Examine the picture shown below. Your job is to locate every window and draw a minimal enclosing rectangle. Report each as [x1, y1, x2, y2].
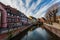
[17, 16, 19, 17]
[11, 14, 13, 16]
[8, 13, 10, 16]
[11, 18, 14, 22]
[8, 18, 11, 22]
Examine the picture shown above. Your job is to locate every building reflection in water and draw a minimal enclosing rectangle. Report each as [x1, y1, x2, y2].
[21, 27, 50, 40]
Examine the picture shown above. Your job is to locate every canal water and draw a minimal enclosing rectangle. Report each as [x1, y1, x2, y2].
[21, 27, 60, 40]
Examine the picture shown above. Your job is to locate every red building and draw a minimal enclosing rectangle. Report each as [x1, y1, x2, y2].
[0, 2, 30, 40]
[0, 2, 28, 33]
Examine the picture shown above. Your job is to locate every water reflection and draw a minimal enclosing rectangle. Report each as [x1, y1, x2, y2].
[21, 27, 50, 40]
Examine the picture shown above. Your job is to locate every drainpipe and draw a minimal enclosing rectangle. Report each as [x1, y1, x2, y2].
[0, 4, 7, 28]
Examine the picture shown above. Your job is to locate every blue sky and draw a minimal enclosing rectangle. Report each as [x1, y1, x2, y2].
[0, 0, 60, 18]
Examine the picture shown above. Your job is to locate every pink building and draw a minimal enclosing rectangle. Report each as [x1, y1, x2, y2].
[0, 2, 7, 28]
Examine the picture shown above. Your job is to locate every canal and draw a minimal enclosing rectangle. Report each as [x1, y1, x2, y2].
[21, 27, 60, 40]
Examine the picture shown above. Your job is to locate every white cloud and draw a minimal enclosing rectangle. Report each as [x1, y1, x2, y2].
[31, 0, 41, 11]
[25, 0, 41, 17]
[34, 0, 60, 18]
[26, 0, 32, 8]
[11, 0, 18, 9]
[0, 0, 60, 18]
[26, 3, 36, 17]
[0, 0, 11, 6]
[11, 0, 42, 17]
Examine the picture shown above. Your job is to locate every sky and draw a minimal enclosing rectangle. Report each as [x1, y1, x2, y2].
[0, 0, 60, 18]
